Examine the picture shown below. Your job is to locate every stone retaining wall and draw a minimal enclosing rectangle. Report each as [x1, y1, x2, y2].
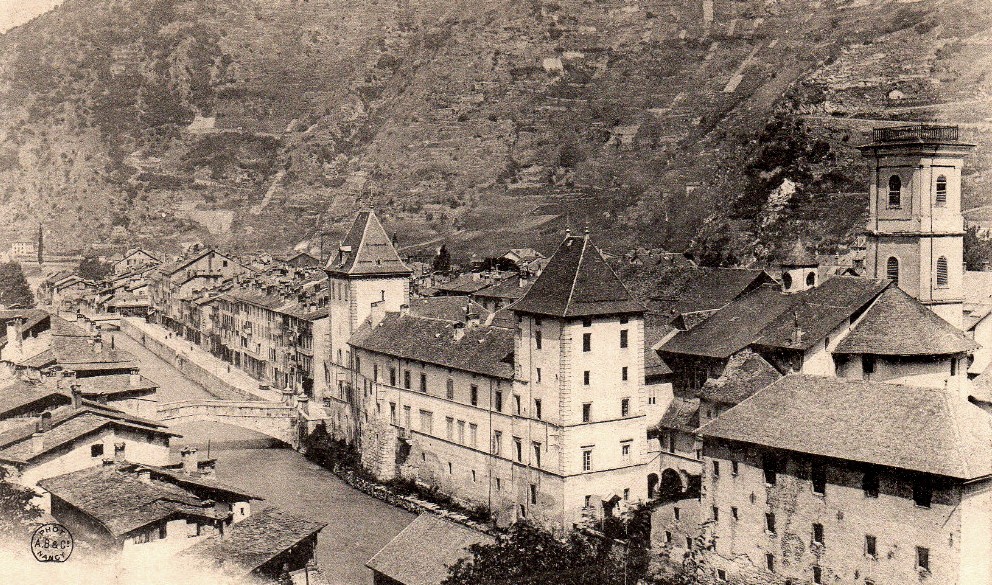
[120, 319, 257, 402]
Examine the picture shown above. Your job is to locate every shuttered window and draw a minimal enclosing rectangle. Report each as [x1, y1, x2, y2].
[886, 257, 899, 285]
[936, 256, 949, 287]
[935, 175, 947, 206]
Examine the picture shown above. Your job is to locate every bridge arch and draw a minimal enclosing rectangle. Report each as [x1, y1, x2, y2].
[157, 400, 301, 448]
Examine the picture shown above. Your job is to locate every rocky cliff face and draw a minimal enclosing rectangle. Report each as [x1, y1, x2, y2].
[0, 0, 989, 261]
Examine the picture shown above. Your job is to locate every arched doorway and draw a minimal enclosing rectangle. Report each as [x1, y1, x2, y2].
[659, 468, 684, 501]
[647, 473, 660, 499]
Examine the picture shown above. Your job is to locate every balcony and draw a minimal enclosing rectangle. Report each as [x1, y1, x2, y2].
[872, 124, 959, 143]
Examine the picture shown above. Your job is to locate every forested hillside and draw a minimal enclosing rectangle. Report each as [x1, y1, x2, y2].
[1, 0, 990, 262]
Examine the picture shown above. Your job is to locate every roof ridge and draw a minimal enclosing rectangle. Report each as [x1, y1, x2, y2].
[563, 236, 585, 315]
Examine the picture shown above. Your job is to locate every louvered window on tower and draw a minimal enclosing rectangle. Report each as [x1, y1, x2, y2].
[888, 175, 901, 208]
[936, 175, 947, 206]
[936, 257, 949, 287]
[886, 257, 899, 285]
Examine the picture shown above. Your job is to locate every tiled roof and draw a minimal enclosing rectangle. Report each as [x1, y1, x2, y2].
[350, 313, 514, 379]
[326, 210, 412, 276]
[0, 404, 175, 464]
[127, 463, 262, 501]
[644, 324, 675, 378]
[699, 375, 992, 479]
[222, 288, 326, 321]
[367, 514, 493, 585]
[752, 277, 890, 351]
[39, 465, 214, 537]
[657, 397, 699, 432]
[471, 275, 532, 300]
[436, 274, 493, 295]
[659, 285, 799, 359]
[513, 235, 644, 318]
[834, 287, 978, 356]
[408, 296, 490, 323]
[181, 507, 326, 576]
[697, 350, 780, 405]
[661, 278, 889, 359]
[650, 268, 772, 321]
[0, 380, 71, 418]
[74, 374, 158, 396]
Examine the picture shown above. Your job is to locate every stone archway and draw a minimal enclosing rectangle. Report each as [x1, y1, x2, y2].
[647, 473, 660, 499]
[659, 468, 684, 501]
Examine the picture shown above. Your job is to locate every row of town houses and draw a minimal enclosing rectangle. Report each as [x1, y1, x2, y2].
[23, 124, 992, 584]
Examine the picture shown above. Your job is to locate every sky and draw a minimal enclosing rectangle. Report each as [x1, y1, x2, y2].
[0, 0, 63, 34]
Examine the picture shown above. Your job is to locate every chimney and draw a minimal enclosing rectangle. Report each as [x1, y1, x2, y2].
[70, 382, 82, 409]
[31, 428, 44, 455]
[281, 388, 295, 406]
[399, 304, 410, 317]
[129, 369, 141, 387]
[137, 468, 152, 484]
[5, 317, 22, 360]
[453, 321, 466, 341]
[200, 461, 216, 479]
[369, 300, 386, 328]
[39, 411, 52, 432]
[180, 446, 199, 476]
[92, 333, 103, 354]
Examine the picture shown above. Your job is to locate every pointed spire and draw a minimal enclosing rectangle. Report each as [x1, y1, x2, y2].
[514, 234, 644, 318]
[326, 210, 412, 277]
[778, 238, 818, 267]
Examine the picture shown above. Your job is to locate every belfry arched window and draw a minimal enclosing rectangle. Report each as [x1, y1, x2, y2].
[888, 175, 902, 208]
[935, 175, 947, 206]
[936, 256, 949, 287]
[886, 257, 899, 286]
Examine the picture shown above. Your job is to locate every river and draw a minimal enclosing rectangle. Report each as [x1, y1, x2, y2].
[109, 331, 415, 585]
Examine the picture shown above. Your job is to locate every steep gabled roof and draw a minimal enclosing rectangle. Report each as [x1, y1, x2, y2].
[660, 277, 890, 359]
[699, 375, 992, 480]
[367, 514, 493, 585]
[350, 313, 514, 379]
[512, 235, 644, 318]
[835, 287, 978, 356]
[326, 210, 412, 277]
[698, 349, 780, 406]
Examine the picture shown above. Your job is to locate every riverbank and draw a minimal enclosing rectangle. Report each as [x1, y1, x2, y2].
[120, 317, 277, 401]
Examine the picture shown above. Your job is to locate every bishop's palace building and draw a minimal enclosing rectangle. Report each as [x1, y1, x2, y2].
[321, 126, 992, 584]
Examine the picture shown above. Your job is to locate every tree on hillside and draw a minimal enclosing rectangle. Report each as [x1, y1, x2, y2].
[433, 245, 452, 273]
[0, 262, 33, 308]
[78, 256, 112, 281]
[964, 226, 992, 271]
[444, 515, 656, 585]
[0, 466, 42, 541]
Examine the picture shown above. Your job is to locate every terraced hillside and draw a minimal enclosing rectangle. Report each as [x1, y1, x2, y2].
[0, 0, 989, 262]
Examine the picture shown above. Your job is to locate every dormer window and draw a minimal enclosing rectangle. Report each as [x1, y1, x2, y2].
[888, 175, 902, 209]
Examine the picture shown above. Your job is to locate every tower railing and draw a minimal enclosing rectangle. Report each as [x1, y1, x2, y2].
[872, 124, 959, 143]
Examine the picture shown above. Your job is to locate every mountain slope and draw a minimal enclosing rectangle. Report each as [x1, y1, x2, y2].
[1, 0, 990, 262]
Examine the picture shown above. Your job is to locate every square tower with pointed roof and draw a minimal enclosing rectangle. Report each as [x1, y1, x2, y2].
[325, 210, 411, 438]
[512, 234, 650, 527]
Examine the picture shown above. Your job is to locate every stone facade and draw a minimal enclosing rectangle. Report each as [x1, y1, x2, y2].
[702, 438, 992, 585]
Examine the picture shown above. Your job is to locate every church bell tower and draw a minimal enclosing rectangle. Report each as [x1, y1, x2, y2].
[860, 125, 974, 329]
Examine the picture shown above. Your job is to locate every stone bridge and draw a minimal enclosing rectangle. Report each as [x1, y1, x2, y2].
[157, 400, 303, 448]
